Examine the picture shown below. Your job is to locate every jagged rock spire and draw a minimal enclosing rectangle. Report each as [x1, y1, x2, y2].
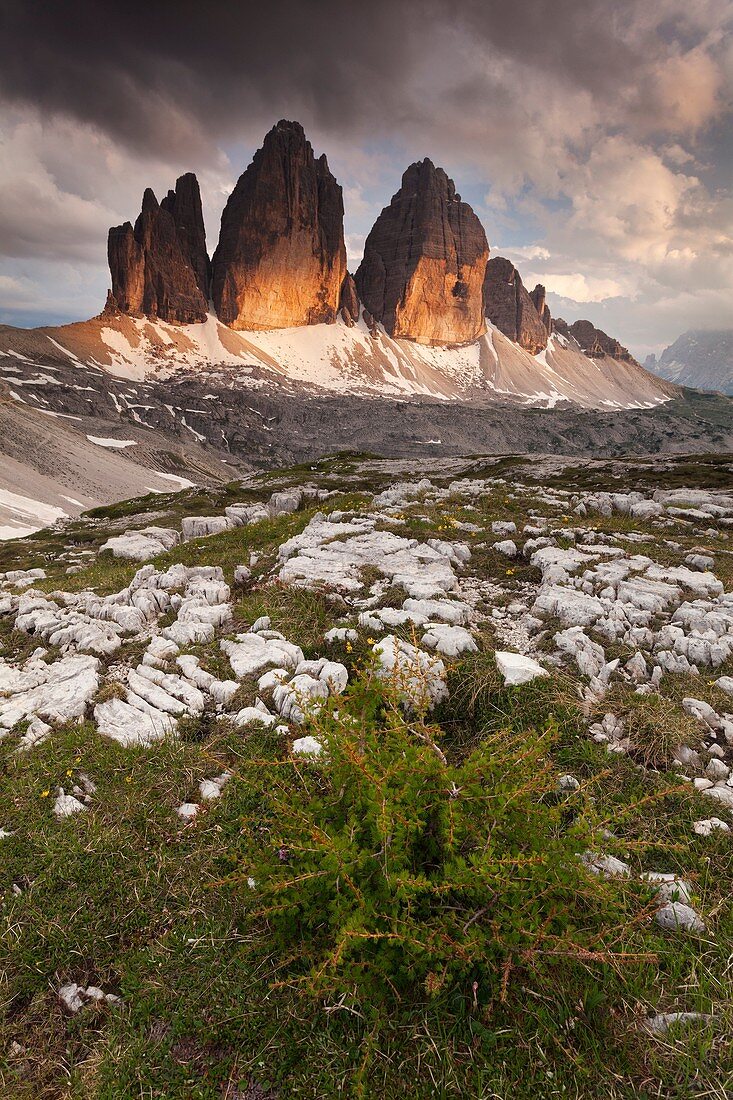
[211, 120, 346, 330]
[107, 175, 209, 324]
[355, 159, 489, 346]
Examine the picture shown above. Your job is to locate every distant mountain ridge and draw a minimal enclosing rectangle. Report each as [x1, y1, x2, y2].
[645, 330, 733, 395]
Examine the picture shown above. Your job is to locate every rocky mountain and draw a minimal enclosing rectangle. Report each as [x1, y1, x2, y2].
[645, 330, 733, 395]
[555, 318, 635, 363]
[355, 159, 489, 346]
[0, 114, 710, 542]
[107, 177, 209, 324]
[211, 120, 346, 330]
[160, 173, 211, 298]
[483, 257, 550, 354]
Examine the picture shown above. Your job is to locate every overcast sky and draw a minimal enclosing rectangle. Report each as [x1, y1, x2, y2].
[0, 0, 731, 358]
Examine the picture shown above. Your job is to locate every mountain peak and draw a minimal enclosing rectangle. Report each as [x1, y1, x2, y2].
[355, 160, 488, 346]
[210, 122, 346, 330]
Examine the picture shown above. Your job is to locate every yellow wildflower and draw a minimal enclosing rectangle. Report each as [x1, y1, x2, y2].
[40, 790, 49, 798]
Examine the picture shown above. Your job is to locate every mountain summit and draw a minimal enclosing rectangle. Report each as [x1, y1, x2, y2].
[646, 330, 733, 395]
[107, 175, 209, 324]
[211, 120, 347, 330]
[355, 159, 489, 346]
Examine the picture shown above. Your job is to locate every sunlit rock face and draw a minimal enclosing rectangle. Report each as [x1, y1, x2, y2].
[355, 160, 489, 347]
[107, 176, 209, 324]
[211, 120, 347, 331]
[483, 257, 549, 355]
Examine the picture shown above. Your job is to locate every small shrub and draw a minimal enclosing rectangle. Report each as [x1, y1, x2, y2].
[604, 690, 702, 770]
[236, 670, 648, 1017]
[94, 680, 127, 704]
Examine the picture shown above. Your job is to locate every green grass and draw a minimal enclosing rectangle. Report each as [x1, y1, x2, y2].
[2, 453, 733, 1097]
[2, 683, 731, 1097]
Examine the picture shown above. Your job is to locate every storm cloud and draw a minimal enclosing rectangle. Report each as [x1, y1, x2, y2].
[0, 0, 731, 353]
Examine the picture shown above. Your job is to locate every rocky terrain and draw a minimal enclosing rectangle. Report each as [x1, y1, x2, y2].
[646, 330, 733, 395]
[0, 450, 732, 1096]
[555, 318, 637, 363]
[1, 320, 732, 539]
[3, 115, 713, 547]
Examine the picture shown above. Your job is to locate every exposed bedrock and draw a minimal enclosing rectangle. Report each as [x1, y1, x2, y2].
[483, 257, 549, 355]
[211, 120, 347, 331]
[355, 159, 489, 347]
[107, 176, 209, 324]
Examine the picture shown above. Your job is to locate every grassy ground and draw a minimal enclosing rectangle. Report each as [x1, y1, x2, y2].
[1, 457, 732, 1097]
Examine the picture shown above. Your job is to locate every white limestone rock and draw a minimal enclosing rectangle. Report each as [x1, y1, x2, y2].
[318, 661, 349, 694]
[402, 598, 470, 625]
[495, 651, 548, 687]
[94, 697, 176, 747]
[199, 773, 231, 801]
[181, 516, 232, 541]
[273, 674, 329, 724]
[100, 527, 179, 562]
[324, 627, 359, 644]
[58, 982, 120, 1013]
[642, 1012, 712, 1037]
[655, 902, 705, 933]
[702, 784, 733, 810]
[53, 789, 87, 819]
[491, 520, 517, 536]
[0, 654, 101, 730]
[693, 818, 730, 837]
[421, 624, 478, 658]
[269, 489, 301, 515]
[278, 520, 458, 599]
[291, 735, 324, 758]
[581, 852, 631, 878]
[221, 634, 304, 679]
[234, 706, 277, 728]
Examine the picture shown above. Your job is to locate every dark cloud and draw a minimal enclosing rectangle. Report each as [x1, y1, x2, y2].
[0, 0, 730, 352]
[0, 0, 647, 158]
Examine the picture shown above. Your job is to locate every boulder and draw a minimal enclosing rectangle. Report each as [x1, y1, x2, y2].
[211, 120, 346, 330]
[495, 651, 548, 686]
[355, 159, 489, 346]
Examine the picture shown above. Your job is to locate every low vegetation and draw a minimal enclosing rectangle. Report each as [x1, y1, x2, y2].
[1, 453, 732, 1098]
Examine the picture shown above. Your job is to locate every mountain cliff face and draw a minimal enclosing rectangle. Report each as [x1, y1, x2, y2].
[555, 318, 635, 363]
[355, 160, 489, 347]
[211, 120, 346, 331]
[160, 173, 210, 298]
[645, 330, 733, 395]
[107, 177, 209, 324]
[483, 257, 549, 354]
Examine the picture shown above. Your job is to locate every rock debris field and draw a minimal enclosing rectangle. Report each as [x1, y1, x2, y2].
[1, 451, 732, 1088]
